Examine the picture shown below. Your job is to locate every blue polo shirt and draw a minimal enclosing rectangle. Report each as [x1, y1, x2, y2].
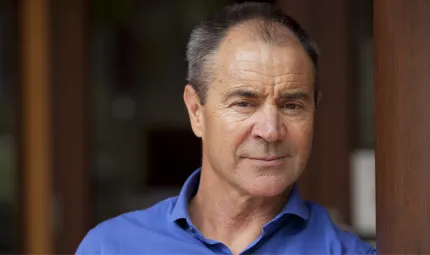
[76, 169, 376, 254]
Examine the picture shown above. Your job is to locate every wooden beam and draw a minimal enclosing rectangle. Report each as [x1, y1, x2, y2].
[20, 0, 53, 253]
[375, 0, 430, 252]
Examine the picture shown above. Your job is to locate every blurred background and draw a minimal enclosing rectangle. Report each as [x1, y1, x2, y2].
[0, 0, 375, 253]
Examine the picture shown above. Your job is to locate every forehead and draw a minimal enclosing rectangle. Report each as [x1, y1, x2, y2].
[214, 23, 315, 90]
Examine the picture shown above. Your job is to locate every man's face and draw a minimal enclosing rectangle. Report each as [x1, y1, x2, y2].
[185, 26, 316, 197]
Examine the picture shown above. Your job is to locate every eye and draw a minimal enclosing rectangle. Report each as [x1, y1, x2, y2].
[283, 103, 301, 110]
[236, 101, 252, 107]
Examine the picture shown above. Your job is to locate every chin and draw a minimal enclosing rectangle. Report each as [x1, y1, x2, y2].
[240, 174, 294, 198]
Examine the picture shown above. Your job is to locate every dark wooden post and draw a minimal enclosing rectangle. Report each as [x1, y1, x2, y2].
[375, 0, 430, 253]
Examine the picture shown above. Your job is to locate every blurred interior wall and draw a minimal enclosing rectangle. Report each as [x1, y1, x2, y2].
[50, 0, 91, 253]
[0, 0, 19, 253]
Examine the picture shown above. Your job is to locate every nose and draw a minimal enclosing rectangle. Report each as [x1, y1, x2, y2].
[252, 105, 286, 142]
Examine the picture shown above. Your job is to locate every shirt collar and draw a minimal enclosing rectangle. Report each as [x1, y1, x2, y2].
[169, 169, 201, 222]
[169, 168, 309, 223]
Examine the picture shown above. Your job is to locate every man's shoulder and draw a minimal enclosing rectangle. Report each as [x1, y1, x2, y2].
[75, 196, 178, 254]
[94, 196, 177, 234]
[304, 201, 376, 254]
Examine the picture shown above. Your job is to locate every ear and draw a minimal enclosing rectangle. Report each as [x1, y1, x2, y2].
[184, 84, 203, 138]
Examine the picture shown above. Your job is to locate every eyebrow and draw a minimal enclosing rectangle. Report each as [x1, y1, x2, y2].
[221, 88, 261, 103]
[278, 91, 310, 101]
[222, 88, 311, 103]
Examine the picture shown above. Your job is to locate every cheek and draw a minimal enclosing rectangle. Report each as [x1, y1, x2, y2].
[206, 112, 252, 153]
[222, 120, 251, 152]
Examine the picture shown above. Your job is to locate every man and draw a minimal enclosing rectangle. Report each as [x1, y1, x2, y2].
[77, 2, 376, 254]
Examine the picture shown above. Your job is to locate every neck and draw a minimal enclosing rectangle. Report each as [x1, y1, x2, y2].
[188, 167, 291, 254]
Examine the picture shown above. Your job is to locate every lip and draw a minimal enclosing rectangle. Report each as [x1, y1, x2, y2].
[244, 156, 287, 167]
[248, 156, 287, 161]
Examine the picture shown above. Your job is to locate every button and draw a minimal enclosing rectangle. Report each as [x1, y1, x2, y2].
[188, 226, 196, 234]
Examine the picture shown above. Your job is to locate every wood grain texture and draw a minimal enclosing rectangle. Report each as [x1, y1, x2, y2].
[375, 0, 430, 253]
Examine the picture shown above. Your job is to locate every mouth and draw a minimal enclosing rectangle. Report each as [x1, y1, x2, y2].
[244, 156, 288, 167]
[247, 156, 288, 161]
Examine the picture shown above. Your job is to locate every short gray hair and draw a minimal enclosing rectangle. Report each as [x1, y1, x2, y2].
[186, 2, 319, 104]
